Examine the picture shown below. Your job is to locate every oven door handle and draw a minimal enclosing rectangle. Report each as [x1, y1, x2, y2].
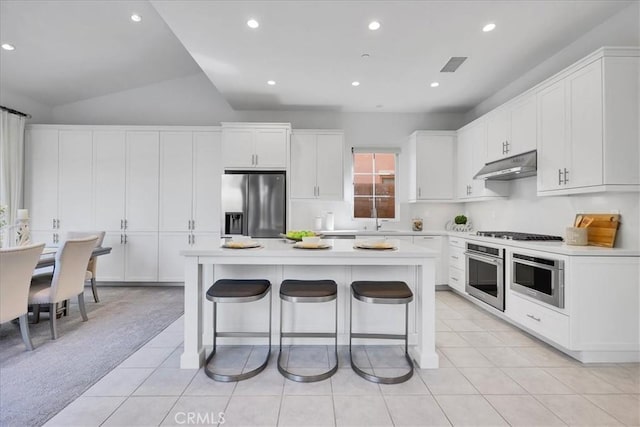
[513, 258, 561, 271]
[465, 251, 502, 265]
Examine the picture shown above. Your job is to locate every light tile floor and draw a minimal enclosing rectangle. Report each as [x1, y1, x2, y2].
[45, 291, 640, 426]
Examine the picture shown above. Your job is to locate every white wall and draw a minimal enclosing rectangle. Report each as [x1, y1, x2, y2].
[464, 178, 640, 249]
[464, 1, 640, 123]
[0, 87, 53, 123]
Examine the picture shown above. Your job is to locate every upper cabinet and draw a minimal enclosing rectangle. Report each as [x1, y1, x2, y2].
[290, 130, 344, 200]
[537, 51, 639, 195]
[408, 131, 455, 201]
[456, 120, 509, 200]
[221, 123, 290, 169]
[486, 94, 537, 162]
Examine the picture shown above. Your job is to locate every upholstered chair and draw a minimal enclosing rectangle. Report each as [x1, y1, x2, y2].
[65, 231, 106, 302]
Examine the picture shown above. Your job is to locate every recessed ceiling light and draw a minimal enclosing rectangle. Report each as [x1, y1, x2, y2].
[430, 82, 440, 88]
[482, 23, 496, 32]
[376, 104, 383, 108]
[267, 80, 276, 86]
[247, 19, 259, 29]
[361, 53, 370, 58]
[130, 14, 142, 22]
[368, 21, 381, 31]
[352, 81, 360, 87]
[1, 43, 15, 51]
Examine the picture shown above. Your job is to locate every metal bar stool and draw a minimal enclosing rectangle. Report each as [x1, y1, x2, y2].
[205, 279, 272, 382]
[278, 279, 339, 382]
[349, 280, 414, 384]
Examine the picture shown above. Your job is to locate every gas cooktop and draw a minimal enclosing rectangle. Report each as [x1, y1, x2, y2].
[476, 231, 564, 241]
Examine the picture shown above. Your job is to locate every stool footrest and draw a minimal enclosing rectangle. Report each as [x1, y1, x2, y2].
[277, 349, 338, 383]
[350, 350, 414, 385]
[281, 332, 337, 339]
[216, 332, 270, 338]
[351, 333, 405, 340]
[205, 347, 271, 382]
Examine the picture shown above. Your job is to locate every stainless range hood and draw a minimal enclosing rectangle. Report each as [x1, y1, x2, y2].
[474, 150, 537, 181]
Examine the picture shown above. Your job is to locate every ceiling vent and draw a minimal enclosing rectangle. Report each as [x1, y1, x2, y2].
[440, 57, 468, 72]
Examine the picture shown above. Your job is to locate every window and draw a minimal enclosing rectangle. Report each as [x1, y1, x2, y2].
[352, 150, 398, 219]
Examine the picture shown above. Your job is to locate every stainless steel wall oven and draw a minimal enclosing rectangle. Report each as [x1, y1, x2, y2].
[465, 243, 505, 311]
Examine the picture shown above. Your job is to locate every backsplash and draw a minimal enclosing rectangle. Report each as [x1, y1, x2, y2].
[464, 177, 639, 249]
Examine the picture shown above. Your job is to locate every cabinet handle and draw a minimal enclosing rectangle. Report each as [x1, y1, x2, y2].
[506, 141, 510, 153]
[53, 218, 56, 229]
[120, 219, 124, 230]
[451, 277, 458, 282]
[188, 220, 191, 230]
[255, 154, 258, 165]
[563, 168, 569, 184]
[526, 313, 541, 322]
[192, 220, 195, 230]
[124, 234, 128, 244]
[124, 219, 128, 230]
[558, 169, 563, 185]
[451, 255, 459, 260]
[192, 234, 195, 245]
[502, 141, 506, 155]
[120, 234, 124, 244]
[317, 186, 320, 197]
[188, 234, 191, 245]
[418, 187, 421, 197]
[56, 219, 60, 229]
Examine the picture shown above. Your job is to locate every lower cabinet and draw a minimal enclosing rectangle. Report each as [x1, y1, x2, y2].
[412, 235, 447, 285]
[447, 237, 466, 293]
[97, 232, 158, 282]
[507, 292, 570, 348]
[158, 232, 220, 282]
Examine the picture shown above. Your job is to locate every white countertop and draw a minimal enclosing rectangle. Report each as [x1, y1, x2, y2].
[320, 229, 447, 236]
[448, 232, 640, 257]
[181, 238, 439, 258]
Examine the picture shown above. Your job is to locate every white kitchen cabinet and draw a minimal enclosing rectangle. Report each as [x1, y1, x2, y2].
[508, 292, 570, 347]
[159, 131, 221, 232]
[290, 130, 344, 200]
[94, 131, 126, 232]
[456, 120, 508, 200]
[537, 52, 639, 195]
[98, 232, 127, 281]
[24, 129, 58, 232]
[126, 131, 159, 231]
[158, 231, 221, 281]
[447, 237, 466, 293]
[485, 94, 536, 162]
[123, 232, 158, 282]
[221, 123, 290, 169]
[408, 132, 455, 201]
[412, 235, 447, 285]
[24, 128, 93, 236]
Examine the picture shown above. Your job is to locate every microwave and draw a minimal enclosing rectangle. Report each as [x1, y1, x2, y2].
[511, 253, 564, 308]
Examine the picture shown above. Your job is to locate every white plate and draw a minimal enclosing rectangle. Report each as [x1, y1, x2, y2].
[292, 242, 332, 250]
[353, 242, 397, 250]
[222, 241, 262, 249]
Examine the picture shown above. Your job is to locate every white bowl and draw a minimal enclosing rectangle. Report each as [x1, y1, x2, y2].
[302, 236, 321, 244]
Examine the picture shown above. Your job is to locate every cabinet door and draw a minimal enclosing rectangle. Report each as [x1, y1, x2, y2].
[456, 129, 473, 199]
[416, 135, 454, 200]
[566, 60, 603, 189]
[124, 232, 158, 281]
[158, 232, 190, 281]
[510, 95, 537, 155]
[97, 232, 125, 281]
[94, 131, 126, 232]
[412, 235, 444, 284]
[191, 232, 221, 247]
[222, 129, 253, 168]
[469, 122, 489, 196]
[159, 132, 193, 232]
[58, 130, 93, 230]
[486, 109, 510, 161]
[30, 230, 57, 247]
[254, 128, 287, 168]
[290, 133, 317, 199]
[193, 132, 221, 232]
[316, 134, 344, 200]
[126, 132, 159, 231]
[24, 129, 58, 231]
[537, 80, 567, 192]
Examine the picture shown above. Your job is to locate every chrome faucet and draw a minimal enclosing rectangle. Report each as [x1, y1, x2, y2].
[373, 207, 382, 231]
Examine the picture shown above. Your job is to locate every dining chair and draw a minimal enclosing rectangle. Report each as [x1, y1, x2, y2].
[66, 231, 106, 302]
[0, 243, 46, 350]
[29, 236, 98, 340]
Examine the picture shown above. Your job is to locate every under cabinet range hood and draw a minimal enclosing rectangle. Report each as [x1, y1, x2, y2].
[474, 150, 537, 181]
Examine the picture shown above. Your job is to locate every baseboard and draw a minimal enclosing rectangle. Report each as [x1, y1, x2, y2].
[95, 281, 184, 287]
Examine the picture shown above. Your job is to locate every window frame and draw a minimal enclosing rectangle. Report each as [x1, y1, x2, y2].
[351, 148, 400, 222]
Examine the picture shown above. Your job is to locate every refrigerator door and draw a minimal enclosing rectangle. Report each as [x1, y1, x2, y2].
[247, 173, 286, 237]
[221, 174, 248, 235]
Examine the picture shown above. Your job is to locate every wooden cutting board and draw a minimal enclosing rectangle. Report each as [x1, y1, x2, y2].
[573, 213, 620, 248]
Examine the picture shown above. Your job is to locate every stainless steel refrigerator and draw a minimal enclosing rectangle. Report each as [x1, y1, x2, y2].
[221, 171, 286, 238]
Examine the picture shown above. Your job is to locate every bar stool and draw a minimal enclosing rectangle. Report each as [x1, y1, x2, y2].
[278, 279, 338, 382]
[205, 279, 272, 382]
[349, 280, 414, 384]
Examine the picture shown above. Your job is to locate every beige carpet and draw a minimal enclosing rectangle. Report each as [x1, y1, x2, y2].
[0, 285, 184, 427]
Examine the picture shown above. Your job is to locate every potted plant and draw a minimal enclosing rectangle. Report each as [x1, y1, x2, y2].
[454, 215, 467, 225]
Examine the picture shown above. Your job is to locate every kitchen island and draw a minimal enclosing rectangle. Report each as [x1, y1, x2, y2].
[180, 238, 438, 369]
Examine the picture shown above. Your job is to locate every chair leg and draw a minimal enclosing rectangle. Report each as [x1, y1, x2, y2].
[31, 304, 40, 324]
[19, 314, 34, 351]
[91, 278, 100, 303]
[78, 293, 88, 321]
[49, 303, 58, 340]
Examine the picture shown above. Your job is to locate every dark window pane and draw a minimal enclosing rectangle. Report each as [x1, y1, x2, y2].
[376, 197, 395, 219]
[353, 174, 374, 196]
[375, 178, 395, 197]
[354, 197, 374, 218]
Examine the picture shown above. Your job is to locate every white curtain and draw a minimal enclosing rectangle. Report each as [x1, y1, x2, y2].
[0, 109, 26, 225]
